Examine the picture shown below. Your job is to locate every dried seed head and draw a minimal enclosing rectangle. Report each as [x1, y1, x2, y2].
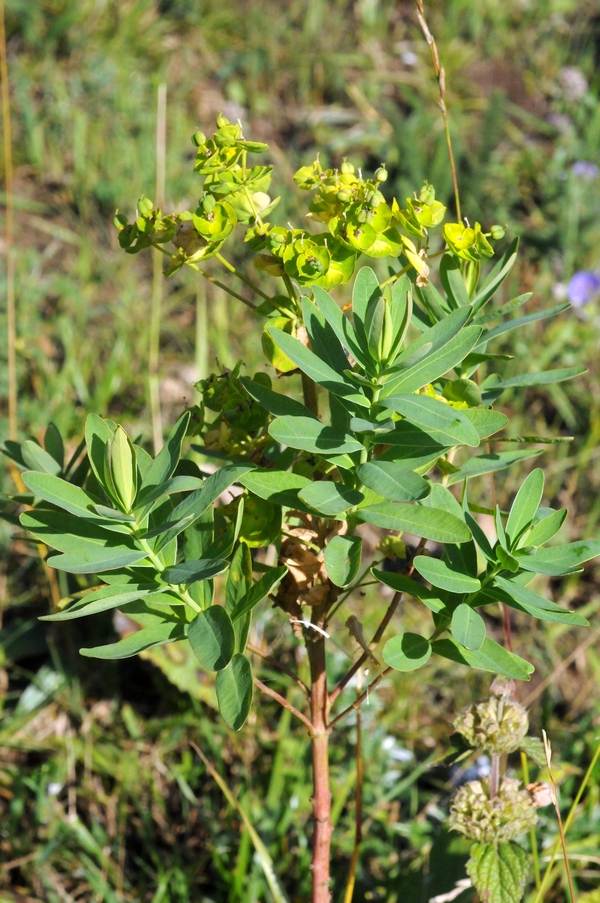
[449, 777, 538, 843]
[454, 695, 529, 755]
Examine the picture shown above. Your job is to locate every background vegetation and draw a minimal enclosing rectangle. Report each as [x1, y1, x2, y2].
[1, 1, 600, 900]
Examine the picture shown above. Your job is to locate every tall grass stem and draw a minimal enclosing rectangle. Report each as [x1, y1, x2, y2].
[149, 83, 167, 453]
[0, 0, 16, 441]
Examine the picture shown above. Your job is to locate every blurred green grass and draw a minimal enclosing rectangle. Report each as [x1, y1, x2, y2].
[2, 0, 600, 900]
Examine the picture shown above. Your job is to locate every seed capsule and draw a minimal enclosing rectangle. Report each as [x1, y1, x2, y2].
[137, 196, 154, 217]
[336, 189, 352, 203]
[340, 158, 355, 175]
[374, 164, 388, 183]
[216, 113, 230, 128]
[490, 224, 506, 240]
[191, 131, 206, 147]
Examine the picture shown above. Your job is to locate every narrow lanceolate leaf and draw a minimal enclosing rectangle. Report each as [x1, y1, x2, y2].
[432, 636, 534, 680]
[269, 416, 364, 455]
[188, 607, 235, 671]
[484, 366, 587, 391]
[216, 653, 253, 731]
[383, 633, 431, 671]
[451, 603, 486, 650]
[40, 584, 158, 621]
[21, 440, 62, 476]
[413, 555, 481, 594]
[461, 408, 509, 440]
[267, 327, 368, 405]
[161, 559, 229, 585]
[312, 285, 364, 363]
[494, 575, 589, 626]
[467, 842, 529, 903]
[21, 471, 106, 521]
[239, 469, 311, 506]
[20, 508, 135, 550]
[80, 622, 186, 659]
[351, 266, 380, 352]
[226, 542, 252, 653]
[506, 468, 544, 546]
[524, 508, 567, 547]
[440, 253, 470, 308]
[85, 413, 114, 487]
[446, 448, 545, 485]
[324, 535, 362, 588]
[470, 237, 519, 313]
[47, 546, 147, 574]
[139, 411, 190, 496]
[357, 461, 430, 502]
[477, 301, 570, 347]
[357, 503, 471, 544]
[240, 376, 314, 418]
[230, 566, 287, 622]
[297, 481, 363, 516]
[149, 464, 254, 549]
[382, 394, 480, 447]
[302, 297, 353, 376]
[516, 539, 600, 576]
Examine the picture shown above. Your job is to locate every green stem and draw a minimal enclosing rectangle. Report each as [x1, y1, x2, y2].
[187, 262, 258, 311]
[215, 252, 271, 301]
[134, 533, 201, 613]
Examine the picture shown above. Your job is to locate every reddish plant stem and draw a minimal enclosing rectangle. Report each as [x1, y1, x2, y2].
[254, 677, 313, 733]
[306, 607, 332, 903]
[247, 643, 310, 696]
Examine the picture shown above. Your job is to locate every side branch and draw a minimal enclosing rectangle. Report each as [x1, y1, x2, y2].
[254, 677, 314, 733]
[329, 592, 401, 705]
[328, 668, 392, 732]
[247, 643, 310, 696]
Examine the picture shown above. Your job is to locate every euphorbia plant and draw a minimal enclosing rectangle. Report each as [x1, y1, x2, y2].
[7, 113, 600, 902]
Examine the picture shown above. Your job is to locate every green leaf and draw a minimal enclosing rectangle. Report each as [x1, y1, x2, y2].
[451, 603, 486, 650]
[22, 471, 105, 521]
[465, 512, 496, 561]
[383, 632, 431, 671]
[297, 481, 363, 516]
[267, 327, 368, 406]
[525, 508, 567, 547]
[467, 841, 529, 903]
[239, 469, 311, 506]
[382, 394, 480, 447]
[351, 266, 381, 353]
[493, 575, 589, 626]
[516, 539, 600, 576]
[230, 566, 287, 622]
[149, 465, 253, 550]
[413, 555, 481, 594]
[85, 413, 114, 487]
[358, 503, 471, 543]
[47, 546, 147, 574]
[440, 253, 470, 307]
[426, 482, 463, 519]
[371, 569, 445, 612]
[216, 653, 253, 730]
[477, 301, 570, 347]
[446, 448, 545, 485]
[461, 408, 509, 440]
[80, 622, 185, 659]
[432, 636, 533, 680]
[162, 559, 229, 585]
[20, 508, 135, 550]
[240, 376, 314, 418]
[471, 237, 519, 313]
[21, 440, 62, 476]
[139, 411, 190, 497]
[474, 292, 532, 325]
[519, 736, 547, 767]
[40, 584, 158, 621]
[356, 461, 430, 502]
[375, 421, 449, 470]
[302, 297, 352, 375]
[44, 423, 65, 469]
[496, 546, 519, 572]
[382, 310, 481, 396]
[188, 606, 235, 671]
[134, 475, 204, 512]
[485, 366, 587, 391]
[324, 535, 362, 587]
[506, 469, 544, 546]
[312, 285, 365, 364]
[269, 416, 364, 455]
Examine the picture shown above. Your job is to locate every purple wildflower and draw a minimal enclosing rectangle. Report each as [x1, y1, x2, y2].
[571, 161, 599, 180]
[568, 271, 600, 307]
